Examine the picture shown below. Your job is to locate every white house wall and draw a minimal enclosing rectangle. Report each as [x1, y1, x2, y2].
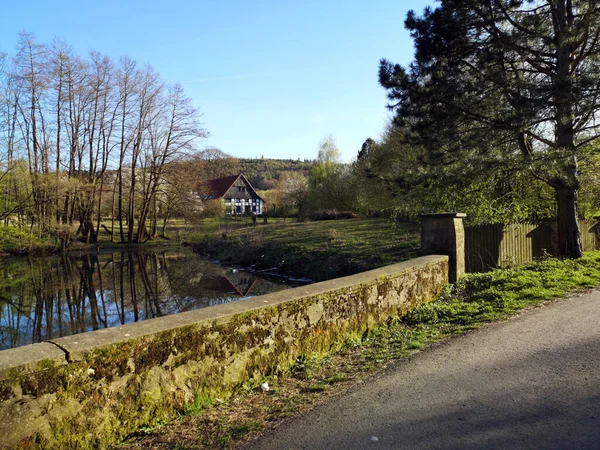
[224, 198, 263, 215]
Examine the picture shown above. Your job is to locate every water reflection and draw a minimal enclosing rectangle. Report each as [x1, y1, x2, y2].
[0, 249, 300, 350]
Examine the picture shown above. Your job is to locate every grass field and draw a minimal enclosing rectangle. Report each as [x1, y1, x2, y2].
[192, 218, 421, 281]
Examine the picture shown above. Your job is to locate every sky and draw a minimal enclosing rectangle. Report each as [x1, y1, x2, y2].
[0, 0, 434, 163]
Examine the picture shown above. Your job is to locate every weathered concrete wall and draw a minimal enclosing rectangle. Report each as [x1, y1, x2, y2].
[0, 255, 448, 449]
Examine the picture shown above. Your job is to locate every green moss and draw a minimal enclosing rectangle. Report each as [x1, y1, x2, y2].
[12, 362, 70, 398]
[1, 258, 446, 449]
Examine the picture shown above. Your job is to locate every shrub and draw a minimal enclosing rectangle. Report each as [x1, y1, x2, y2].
[202, 199, 225, 218]
[306, 210, 357, 221]
[0, 226, 55, 255]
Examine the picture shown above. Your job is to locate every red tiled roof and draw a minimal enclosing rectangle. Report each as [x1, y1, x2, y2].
[200, 174, 264, 201]
[202, 174, 240, 198]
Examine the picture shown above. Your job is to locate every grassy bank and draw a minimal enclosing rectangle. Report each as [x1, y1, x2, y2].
[0, 216, 296, 256]
[120, 252, 600, 450]
[0, 226, 58, 255]
[193, 218, 421, 281]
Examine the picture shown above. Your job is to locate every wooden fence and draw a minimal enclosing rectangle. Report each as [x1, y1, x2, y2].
[465, 219, 600, 273]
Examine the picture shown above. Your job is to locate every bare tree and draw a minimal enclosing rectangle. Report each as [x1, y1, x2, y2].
[136, 83, 206, 242]
[14, 32, 49, 230]
[115, 56, 137, 243]
[0, 33, 208, 245]
[126, 65, 161, 243]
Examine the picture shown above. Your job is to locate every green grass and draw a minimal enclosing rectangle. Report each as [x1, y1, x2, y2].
[325, 374, 347, 384]
[354, 251, 600, 367]
[306, 382, 329, 392]
[193, 218, 420, 281]
[228, 420, 262, 436]
[93, 216, 288, 247]
[2, 218, 415, 273]
[409, 252, 600, 326]
[183, 392, 215, 416]
[0, 226, 57, 255]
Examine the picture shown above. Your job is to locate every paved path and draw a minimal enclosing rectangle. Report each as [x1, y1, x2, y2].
[243, 290, 600, 450]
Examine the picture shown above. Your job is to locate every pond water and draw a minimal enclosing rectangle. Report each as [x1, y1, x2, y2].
[0, 248, 304, 350]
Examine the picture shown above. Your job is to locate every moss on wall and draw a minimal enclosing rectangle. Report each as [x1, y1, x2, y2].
[0, 256, 448, 449]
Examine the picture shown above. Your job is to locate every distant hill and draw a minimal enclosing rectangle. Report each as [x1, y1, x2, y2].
[234, 158, 313, 190]
[171, 150, 314, 191]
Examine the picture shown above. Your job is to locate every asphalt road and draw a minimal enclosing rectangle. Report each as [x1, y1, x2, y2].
[242, 290, 600, 450]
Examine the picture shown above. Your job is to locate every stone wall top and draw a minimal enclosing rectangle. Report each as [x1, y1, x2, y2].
[0, 343, 66, 380]
[0, 255, 449, 375]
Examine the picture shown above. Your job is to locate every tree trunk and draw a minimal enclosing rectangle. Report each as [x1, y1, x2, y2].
[111, 176, 117, 242]
[95, 183, 104, 240]
[118, 170, 125, 243]
[128, 166, 136, 243]
[150, 194, 157, 238]
[556, 185, 582, 258]
[161, 214, 169, 238]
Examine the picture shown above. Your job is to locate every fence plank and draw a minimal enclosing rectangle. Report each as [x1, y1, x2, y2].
[465, 220, 599, 273]
[581, 219, 599, 252]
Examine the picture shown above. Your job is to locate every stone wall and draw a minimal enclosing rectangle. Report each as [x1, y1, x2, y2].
[0, 255, 448, 449]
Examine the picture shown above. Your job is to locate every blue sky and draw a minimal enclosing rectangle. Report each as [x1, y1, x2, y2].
[0, 0, 433, 162]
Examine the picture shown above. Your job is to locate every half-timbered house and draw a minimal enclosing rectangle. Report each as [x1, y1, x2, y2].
[199, 174, 264, 215]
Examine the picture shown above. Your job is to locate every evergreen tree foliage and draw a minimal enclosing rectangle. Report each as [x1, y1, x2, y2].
[354, 124, 557, 224]
[379, 0, 600, 257]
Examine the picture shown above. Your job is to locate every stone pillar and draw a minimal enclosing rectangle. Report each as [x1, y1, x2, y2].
[420, 213, 466, 283]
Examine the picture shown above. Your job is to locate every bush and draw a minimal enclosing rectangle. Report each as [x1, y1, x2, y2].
[202, 199, 225, 218]
[306, 210, 357, 221]
[0, 226, 55, 255]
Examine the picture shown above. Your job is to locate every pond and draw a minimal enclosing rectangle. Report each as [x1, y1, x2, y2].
[0, 248, 305, 350]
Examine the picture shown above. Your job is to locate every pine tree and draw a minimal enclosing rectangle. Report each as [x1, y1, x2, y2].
[380, 0, 600, 258]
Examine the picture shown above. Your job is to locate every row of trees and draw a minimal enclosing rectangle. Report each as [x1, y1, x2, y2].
[0, 33, 207, 243]
[254, 136, 374, 220]
[257, 1, 598, 258]
[354, 124, 600, 223]
[253, 131, 565, 225]
[4, 0, 600, 261]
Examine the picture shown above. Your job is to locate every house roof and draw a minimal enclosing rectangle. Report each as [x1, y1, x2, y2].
[204, 174, 240, 198]
[200, 174, 264, 201]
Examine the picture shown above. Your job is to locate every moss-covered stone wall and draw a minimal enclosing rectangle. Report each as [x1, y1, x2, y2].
[0, 255, 448, 449]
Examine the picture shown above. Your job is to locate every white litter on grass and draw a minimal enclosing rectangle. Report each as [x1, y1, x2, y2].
[260, 382, 270, 392]
[87, 368, 95, 376]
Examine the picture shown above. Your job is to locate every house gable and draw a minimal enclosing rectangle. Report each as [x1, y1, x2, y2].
[223, 175, 260, 201]
[200, 174, 264, 215]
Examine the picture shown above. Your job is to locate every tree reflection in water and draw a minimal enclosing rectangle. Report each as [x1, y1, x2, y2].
[0, 249, 300, 350]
